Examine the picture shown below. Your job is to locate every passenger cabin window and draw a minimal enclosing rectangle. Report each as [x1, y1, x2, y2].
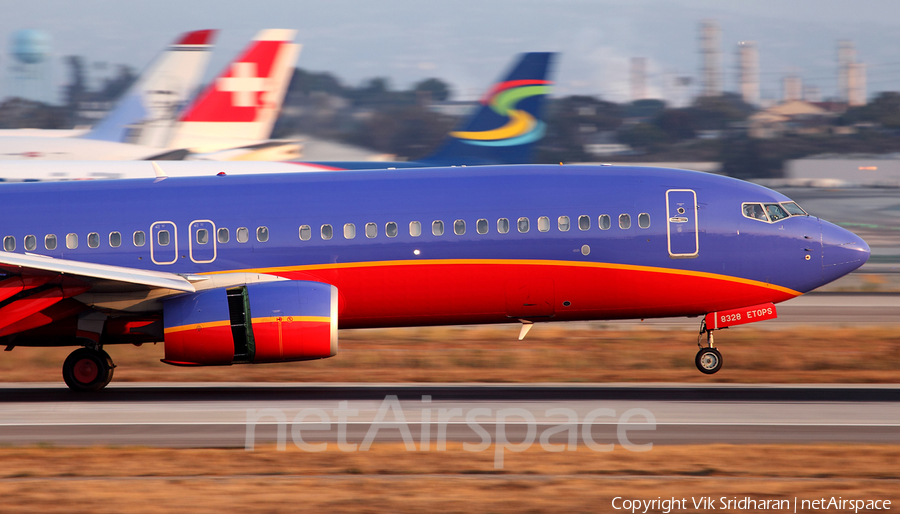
[558, 216, 570, 232]
[538, 216, 550, 232]
[321, 224, 333, 240]
[88, 232, 100, 249]
[599, 215, 611, 230]
[343, 223, 355, 239]
[781, 202, 807, 216]
[157, 230, 170, 246]
[3, 236, 14, 252]
[24, 235, 36, 251]
[109, 232, 121, 248]
[66, 233, 78, 249]
[498, 218, 509, 234]
[454, 219, 465, 235]
[299, 225, 311, 241]
[517, 217, 529, 233]
[237, 227, 250, 243]
[765, 204, 789, 222]
[218, 228, 230, 243]
[45, 234, 57, 250]
[385, 222, 398, 238]
[578, 215, 590, 231]
[409, 221, 421, 237]
[257, 226, 269, 242]
[366, 223, 377, 238]
[476, 219, 489, 235]
[196, 229, 209, 245]
[619, 214, 631, 229]
[638, 213, 651, 229]
[432, 220, 444, 236]
[133, 231, 145, 247]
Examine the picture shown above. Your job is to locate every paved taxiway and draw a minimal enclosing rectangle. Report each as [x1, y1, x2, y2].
[0, 383, 897, 447]
[599, 291, 900, 328]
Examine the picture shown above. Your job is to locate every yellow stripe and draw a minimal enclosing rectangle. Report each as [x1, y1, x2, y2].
[449, 110, 534, 141]
[164, 316, 331, 335]
[251, 316, 331, 324]
[200, 258, 801, 297]
[164, 320, 231, 335]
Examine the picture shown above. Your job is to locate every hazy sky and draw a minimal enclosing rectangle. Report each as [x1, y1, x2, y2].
[3, 0, 900, 103]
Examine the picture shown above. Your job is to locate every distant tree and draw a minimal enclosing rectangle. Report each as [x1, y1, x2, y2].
[618, 122, 667, 151]
[625, 99, 666, 119]
[840, 92, 900, 129]
[537, 96, 623, 162]
[97, 64, 136, 101]
[343, 105, 456, 159]
[413, 78, 451, 102]
[287, 68, 346, 96]
[0, 98, 67, 129]
[63, 56, 86, 113]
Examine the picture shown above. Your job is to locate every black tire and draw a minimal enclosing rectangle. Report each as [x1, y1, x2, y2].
[62, 348, 112, 392]
[695, 348, 723, 375]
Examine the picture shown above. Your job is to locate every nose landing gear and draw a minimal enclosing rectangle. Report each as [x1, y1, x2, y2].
[696, 319, 723, 374]
[62, 347, 115, 392]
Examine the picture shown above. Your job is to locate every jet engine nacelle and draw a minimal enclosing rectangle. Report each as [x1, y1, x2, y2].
[161, 281, 338, 366]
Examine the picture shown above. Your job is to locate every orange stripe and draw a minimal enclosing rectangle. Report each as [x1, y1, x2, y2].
[251, 316, 331, 324]
[164, 320, 231, 335]
[199, 259, 802, 297]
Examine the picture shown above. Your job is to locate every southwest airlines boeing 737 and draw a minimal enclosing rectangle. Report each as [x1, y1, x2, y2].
[0, 164, 868, 391]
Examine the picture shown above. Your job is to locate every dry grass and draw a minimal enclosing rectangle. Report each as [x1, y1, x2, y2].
[0, 444, 897, 513]
[3, 325, 900, 384]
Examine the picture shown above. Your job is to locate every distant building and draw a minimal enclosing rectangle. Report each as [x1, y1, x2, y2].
[837, 40, 866, 106]
[428, 100, 478, 118]
[630, 57, 647, 101]
[747, 100, 834, 138]
[584, 143, 633, 157]
[737, 41, 760, 106]
[699, 20, 722, 97]
[848, 62, 867, 106]
[785, 154, 900, 186]
[783, 76, 802, 102]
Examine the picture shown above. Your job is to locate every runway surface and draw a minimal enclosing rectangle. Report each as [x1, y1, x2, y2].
[597, 291, 900, 327]
[1, 383, 898, 448]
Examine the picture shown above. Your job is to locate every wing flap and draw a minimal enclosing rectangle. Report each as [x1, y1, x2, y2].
[0, 252, 196, 293]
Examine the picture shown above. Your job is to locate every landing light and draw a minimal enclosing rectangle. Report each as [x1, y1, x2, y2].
[414, 249, 421, 256]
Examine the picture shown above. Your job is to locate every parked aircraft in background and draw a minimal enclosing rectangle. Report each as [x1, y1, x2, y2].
[0, 164, 868, 390]
[0, 29, 299, 161]
[169, 29, 301, 160]
[0, 29, 216, 160]
[289, 52, 555, 170]
[0, 52, 551, 180]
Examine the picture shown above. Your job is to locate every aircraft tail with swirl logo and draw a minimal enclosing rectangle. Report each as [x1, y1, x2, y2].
[421, 52, 554, 165]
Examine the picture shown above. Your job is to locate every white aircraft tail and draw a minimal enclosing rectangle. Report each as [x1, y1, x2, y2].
[83, 30, 216, 148]
[170, 29, 301, 154]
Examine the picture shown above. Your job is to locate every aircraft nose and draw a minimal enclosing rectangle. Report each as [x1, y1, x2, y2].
[821, 219, 869, 276]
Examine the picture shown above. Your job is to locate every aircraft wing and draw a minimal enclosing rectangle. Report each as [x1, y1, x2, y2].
[0, 252, 197, 293]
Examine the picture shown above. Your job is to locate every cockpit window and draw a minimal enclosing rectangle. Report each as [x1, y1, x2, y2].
[743, 201, 807, 224]
[764, 203, 789, 222]
[742, 203, 768, 222]
[781, 202, 807, 216]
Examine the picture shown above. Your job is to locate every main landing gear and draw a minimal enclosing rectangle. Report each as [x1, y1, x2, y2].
[62, 347, 115, 392]
[695, 320, 723, 374]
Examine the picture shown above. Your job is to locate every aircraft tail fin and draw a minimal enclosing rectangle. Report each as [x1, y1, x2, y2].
[420, 52, 555, 166]
[83, 30, 217, 147]
[170, 29, 301, 153]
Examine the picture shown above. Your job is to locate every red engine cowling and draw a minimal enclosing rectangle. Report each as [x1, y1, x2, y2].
[161, 281, 338, 366]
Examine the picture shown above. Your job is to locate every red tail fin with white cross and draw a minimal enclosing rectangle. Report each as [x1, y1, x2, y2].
[171, 29, 300, 153]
